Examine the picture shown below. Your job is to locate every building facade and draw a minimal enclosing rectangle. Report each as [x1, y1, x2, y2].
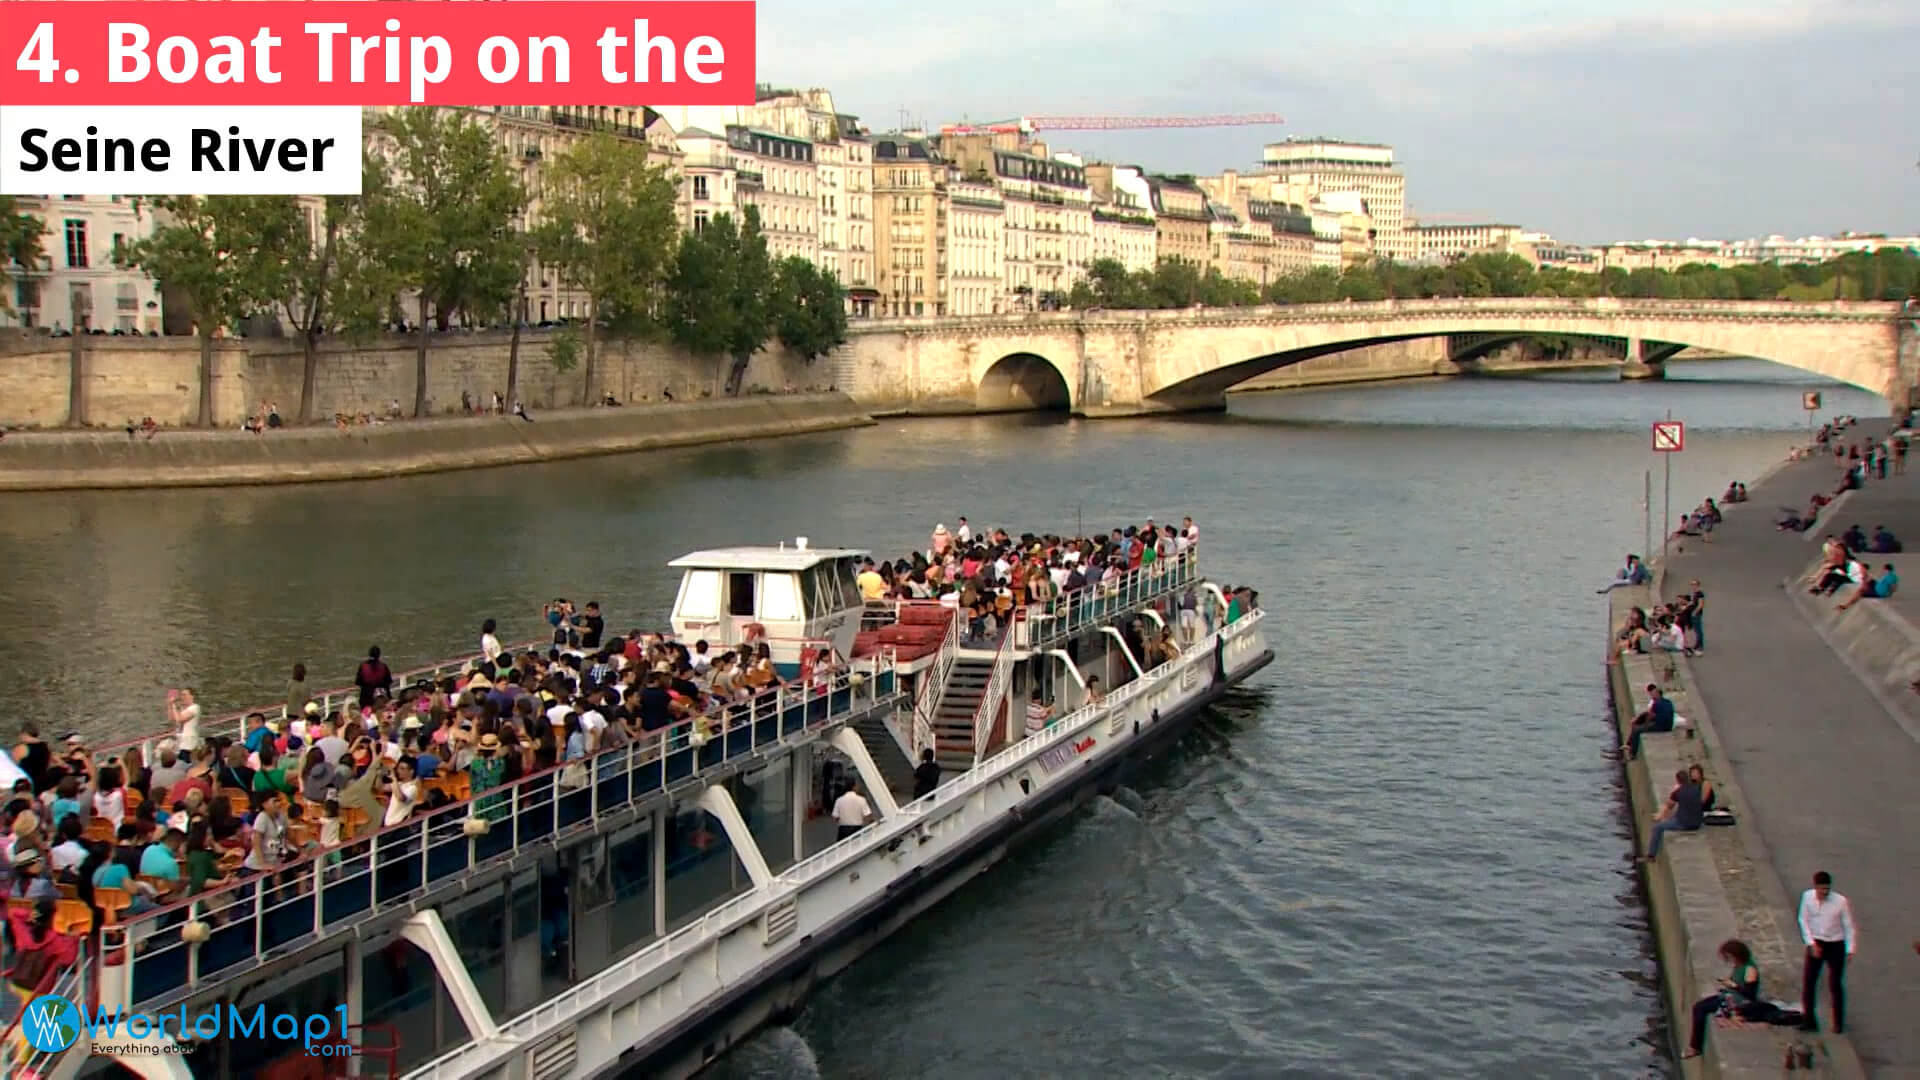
[675, 128, 741, 242]
[872, 135, 943, 317]
[1146, 177, 1212, 268]
[838, 120, 878, 315]
[1408, 222, 1526, 263]
[946, 177, 1005, 316]
[1258, 138, 1410, 262]
[0, 196, 161, 333]
[1084, 163, 1158, 274]
[727, 127, 818, 263]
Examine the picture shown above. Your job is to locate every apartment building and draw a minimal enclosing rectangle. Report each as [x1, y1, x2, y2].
[939, 135, 1091, 306]
[1205, 202, 1275, 287]
[1258, 138, 1410, 262]
[1408, 222, 1526, 263]
[1084, 163, 1158, 274]
[727, 126, 817, 263]
[676, 128, 741, 239]
[947, 176, 1006, 316]
[1145, 177, 1212, 268]
[1250, 200, 1315, 277]
[0, 196, 161, 333]
[872, 135, 943, 317]
[838, 119, 878, 315]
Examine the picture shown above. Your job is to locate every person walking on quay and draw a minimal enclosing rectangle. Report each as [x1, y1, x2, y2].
[1798, 871, 1857, 1033]
[1682, 938, 1760, 1060]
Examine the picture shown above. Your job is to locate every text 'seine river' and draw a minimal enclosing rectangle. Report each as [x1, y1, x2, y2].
[0, 358, 1880, 1079]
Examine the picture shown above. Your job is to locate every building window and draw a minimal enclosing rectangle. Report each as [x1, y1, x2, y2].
[64, 220, 88, 268]
[693, 210, 709, 234]
[693, 175, 709, 201]
[116, 282, 137, 311]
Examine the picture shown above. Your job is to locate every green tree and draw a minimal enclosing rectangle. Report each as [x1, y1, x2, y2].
[0, 196, 46, 317]
[534, 133, 680, 404]
[773, 255, 848, 362]
[281, 195, 394, 423]
[363, 108, 525, 417]
[124, 196, 304, 427]
[664, 208, 776, 395]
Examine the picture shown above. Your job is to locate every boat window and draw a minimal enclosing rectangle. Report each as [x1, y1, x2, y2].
[837, 557, 862, 608]
[727, 572, 757, 617]
[679, 570, 721, 619]
[800, 566, 827, 616]
[761, 573, 802, 621]
[821, 559, 848, 611]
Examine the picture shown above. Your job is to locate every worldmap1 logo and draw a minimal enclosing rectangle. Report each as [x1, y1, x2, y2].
[22, 994, 82, 1054]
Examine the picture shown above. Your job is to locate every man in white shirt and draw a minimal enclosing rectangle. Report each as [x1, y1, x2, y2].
[956, 517, 972, 544]
[1797, 870, 1856, 1033]
[832, 782, 874, 841]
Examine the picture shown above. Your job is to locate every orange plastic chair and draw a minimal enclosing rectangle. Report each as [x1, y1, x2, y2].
[220, 787, 252, 810]
[55, 882, 78, 900]
[123, 787, 144, 811]
[83, 818, 116, 843]
[445, 773, 472, 802]
[53, 898, 93, 935]
[93, 886, 132, 926]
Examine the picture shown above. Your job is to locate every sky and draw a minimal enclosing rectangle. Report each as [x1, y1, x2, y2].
[755, 0, 1920, 246]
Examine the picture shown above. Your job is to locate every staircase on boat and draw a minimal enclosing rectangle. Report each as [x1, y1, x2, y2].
[932, 657, 994, 772]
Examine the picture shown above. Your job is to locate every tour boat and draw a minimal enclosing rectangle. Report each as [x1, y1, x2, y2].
[13, 537, 1271, 1080]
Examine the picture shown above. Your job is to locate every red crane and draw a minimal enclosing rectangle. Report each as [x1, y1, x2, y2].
[939, 113, 1285, 136]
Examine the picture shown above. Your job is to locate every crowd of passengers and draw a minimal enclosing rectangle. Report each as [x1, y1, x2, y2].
[0, 516, 1259, 1007]
[853, 515, 1252, 648]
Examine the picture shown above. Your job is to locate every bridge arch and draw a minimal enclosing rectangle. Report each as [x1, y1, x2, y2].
[977, 352, 1073, 413]
[1135, 300, 1908, 408]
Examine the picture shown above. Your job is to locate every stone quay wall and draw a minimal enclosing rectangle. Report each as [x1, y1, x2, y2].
[0, 330, 830, 430]
[0, 394, 874, 491]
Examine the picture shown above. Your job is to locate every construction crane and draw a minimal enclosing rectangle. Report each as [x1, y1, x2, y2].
[938, 113, 1284, 136]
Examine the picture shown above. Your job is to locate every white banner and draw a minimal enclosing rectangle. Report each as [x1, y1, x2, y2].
[1, 105, 362, 195]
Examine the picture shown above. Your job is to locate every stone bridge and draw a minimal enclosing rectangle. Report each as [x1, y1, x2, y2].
[836, 298, 1919, 416]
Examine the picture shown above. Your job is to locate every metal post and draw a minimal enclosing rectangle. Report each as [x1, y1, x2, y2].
[1661, 409, 1673, 568]
[1643, 469, 1652, 564]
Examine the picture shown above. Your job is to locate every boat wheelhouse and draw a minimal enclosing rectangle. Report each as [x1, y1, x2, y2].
[667, 542, 867, 674]
[16, 539, 1270, 1080]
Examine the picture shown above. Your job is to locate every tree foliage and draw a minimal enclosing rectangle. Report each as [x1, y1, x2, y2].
[0, 196, 47, 315]
[1065, 249, 1920, 312]
[283, 195, 395, 422]
[363, 108, 525, 415]
[773, 256, 848, 361]
[123, 196, 305, 426]
[664, 208, 776, 395]
[535, 133, 681, 401]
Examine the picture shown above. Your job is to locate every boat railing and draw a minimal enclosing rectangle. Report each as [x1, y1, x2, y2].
[1022, 547, 1198, 650]
[98, 661, 902, 1012]
[908, 603, 961, 759]
[403, 609, 1266, 1080]
[969, 609, 1020, 763]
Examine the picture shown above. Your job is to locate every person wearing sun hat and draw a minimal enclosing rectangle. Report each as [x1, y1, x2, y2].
[466, 732, 509, 820]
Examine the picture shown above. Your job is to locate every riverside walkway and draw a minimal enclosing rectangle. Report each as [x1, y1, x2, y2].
[1661, 425, 1920, 1076]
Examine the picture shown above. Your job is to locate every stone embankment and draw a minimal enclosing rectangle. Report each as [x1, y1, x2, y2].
[1607, 599, 1860, 1078]
[0, 394, 873, 491]
[1657, 423, 1918, 1076]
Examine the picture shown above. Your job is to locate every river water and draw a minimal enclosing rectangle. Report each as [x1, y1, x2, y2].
[0, 358, 1882, 1078]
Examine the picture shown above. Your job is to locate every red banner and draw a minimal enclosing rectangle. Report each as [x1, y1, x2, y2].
[1, 2, 756, 106]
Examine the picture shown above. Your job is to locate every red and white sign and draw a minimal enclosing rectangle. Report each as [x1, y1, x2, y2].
[1652, 421, 1685, 452]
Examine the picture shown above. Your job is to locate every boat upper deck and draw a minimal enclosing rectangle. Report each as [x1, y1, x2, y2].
[97, 663, 902, 1014]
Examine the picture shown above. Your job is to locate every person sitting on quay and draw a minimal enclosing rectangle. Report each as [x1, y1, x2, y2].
[1721, 481, 1749, 504]
[1869, 524, 1903, 554]
[1811, 549, 1868, 598]
[1682, 938, 1761, 1060]
[1841, 523, 1868, 553]
[1836, 563, 1899, 611]
[1622, 683, 1676, 760]
[1637, 766, 1705, 863]
[1778, 499, 1822, 532]
[1597, 554, 1652, 594]
[1613, 607, 1652, 657]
